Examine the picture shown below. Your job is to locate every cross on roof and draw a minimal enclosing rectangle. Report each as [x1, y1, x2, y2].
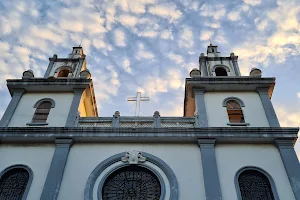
[127, 92, 150, 116]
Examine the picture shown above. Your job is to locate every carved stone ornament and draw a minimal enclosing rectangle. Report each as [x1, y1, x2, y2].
[121, 150, 146, 164]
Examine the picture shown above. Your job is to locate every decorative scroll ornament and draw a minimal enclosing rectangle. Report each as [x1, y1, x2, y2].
[121, 150, 146, 164]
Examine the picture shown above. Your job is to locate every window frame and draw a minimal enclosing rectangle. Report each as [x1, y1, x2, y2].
[27, 98, 55, 126]
[235, 166, 279, 200]
[0, 165, 33, 200]
[222, 97, 250, 126]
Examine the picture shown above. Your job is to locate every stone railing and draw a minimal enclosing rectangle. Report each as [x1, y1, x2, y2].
[78, 111, 195, 128]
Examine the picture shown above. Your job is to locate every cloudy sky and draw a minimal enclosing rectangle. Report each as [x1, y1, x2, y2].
[0, 0, 299, 153]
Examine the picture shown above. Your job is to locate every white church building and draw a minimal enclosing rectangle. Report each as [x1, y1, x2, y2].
[0, 45, 299, 200]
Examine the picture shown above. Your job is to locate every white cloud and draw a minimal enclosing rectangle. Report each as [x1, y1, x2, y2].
[122, 59, 132, 73]
[227, 11, 241, 21]
[160, 29, 173, 39]
[144, 77, 168, 97]
[114, 29, 126, 47]
[178, 27, 193, 48]
[167, 69, 183, 90]
[149, 3, 182, 22]
[297, 93, 300, 99]
[243, 0, 261, 6]
[200, 4, 226, 20]
[200, 30, 214, 41]
[118, 15, 138, 27]
[140, 30, 158, 38]
[168, 53, 184, 64]
[136, 49, 155, 60]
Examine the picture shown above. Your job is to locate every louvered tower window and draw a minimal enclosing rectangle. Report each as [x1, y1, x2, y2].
[238, 170, 275, 200]
[32, 101, 52, 123]
[215, 67, 227, 76]
[0, 168, 29, 200]
[57, 69, 69, 77]
[226, 100, 245, 123]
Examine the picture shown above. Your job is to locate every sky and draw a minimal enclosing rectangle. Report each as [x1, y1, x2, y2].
[0, 0, 299, 153]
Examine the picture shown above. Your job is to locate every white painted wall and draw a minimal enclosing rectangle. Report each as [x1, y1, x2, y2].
[8, 93, 74, 127]
[0, 144, 55, 200]
[204, 92, 269, 127]
[215, 144, 295, 200]
[58, 144, 205, 200]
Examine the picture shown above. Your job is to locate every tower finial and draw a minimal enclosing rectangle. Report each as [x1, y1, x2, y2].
[79, 34, 83, 47]
[209, 37, 212, 46]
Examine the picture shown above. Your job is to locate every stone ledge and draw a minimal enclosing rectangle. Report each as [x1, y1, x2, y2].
[0, 127, 298, 144]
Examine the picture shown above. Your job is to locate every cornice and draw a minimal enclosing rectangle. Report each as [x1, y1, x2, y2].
[0, 127, 298, 144]
[6, 78, 92, 95]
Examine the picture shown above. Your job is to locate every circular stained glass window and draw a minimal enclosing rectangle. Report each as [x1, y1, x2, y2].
[102, 165, 161, 200]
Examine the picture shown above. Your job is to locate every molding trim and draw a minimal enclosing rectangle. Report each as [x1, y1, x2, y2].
[33, 98, 55, 108]
[234, 166, 280, 200]
[0, 127, 298, 143]
[222, 97, 245, 107]
[84, 152, 178, 200]
[193, 88, 208, 127]
[0, 164, 33, 200]
[97, 164, 166, 200]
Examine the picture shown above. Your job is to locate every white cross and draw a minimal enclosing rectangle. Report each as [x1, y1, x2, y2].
[127, 92, 150, 116]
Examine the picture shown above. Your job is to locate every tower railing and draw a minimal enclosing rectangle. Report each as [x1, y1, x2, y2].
[77, 114, 196, 128]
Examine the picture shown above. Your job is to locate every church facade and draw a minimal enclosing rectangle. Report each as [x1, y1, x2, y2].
[0, 45, 299, 200]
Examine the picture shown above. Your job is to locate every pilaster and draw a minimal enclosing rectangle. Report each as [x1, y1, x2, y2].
[230, 54, 241, 76]
[275, 139, 300, 199]
[193, 88, 208, 127]
[257, 87, 280, 127]
[65, 89, 84, 127]
[40, 139, 73, 200]
[197, 139, 222, 200]
[199, 55, 208, 76]
[0, 89, 25, 127]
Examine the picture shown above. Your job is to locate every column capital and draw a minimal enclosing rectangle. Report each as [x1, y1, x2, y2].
[55, 139, 73, 147]
[275, 139, 294, 149]
[197, 139, 216, 147]
[256, 87, 269, 94]
[193, 88, 205, 94]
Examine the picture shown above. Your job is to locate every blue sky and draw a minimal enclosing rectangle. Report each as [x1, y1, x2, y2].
[0, 0, 299, 153]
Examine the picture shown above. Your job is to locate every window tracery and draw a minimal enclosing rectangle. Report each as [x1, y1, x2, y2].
[0, 168, 29, 200]
[238, 170, 275, 200]
[102, 165, 161, 200]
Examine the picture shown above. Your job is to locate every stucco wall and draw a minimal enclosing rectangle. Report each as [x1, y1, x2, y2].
[215, 144, 295, 200]
[58, 144, 205, 200]
[8, 93, 74, 127]
[204, 92, 269, 127]
[0, 144, 55, 200]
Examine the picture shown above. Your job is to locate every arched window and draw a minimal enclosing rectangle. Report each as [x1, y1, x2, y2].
[238, 169, 275, 200]
[57, 69, 69, 77]
[102, 165, 161, 200]
[0, 167, 31, 200]
[32, 100, 52, 123]
[226, 100, 245, 123]
[215, 67, 228, 76]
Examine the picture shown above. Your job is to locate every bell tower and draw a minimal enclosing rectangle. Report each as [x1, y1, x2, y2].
[199, 44, 241, 77]
[44, 46, 87, 78]
[0, 47, 98, 128]
[185, 44, 279, 128]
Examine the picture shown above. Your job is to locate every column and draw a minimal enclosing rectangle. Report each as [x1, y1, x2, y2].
[0, 89, 24, 127]
[41, 139, 73, 200]
[199, 54, 208, 76]
[193, 88, 208, 127]
[230, 53, 241, 76]
[257, 87, 280, 127]
[275, 139, 300, 200]
[65, 89, 84, 127]
[198, 139, 222, 200]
